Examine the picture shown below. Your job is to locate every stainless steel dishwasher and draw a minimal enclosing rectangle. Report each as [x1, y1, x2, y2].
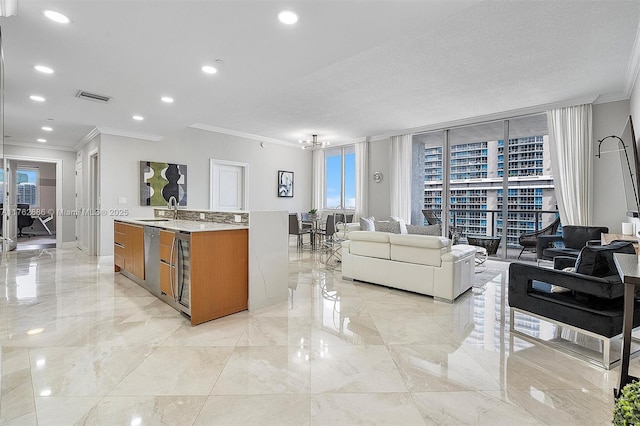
[143, 226, 161, 297]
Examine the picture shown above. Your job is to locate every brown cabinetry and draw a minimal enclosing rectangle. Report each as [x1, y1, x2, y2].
[113, 221, 145, 280]
[189, 229, 248, 325]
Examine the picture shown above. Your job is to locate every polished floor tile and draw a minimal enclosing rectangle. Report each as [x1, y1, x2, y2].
[0, 245, 628, 425]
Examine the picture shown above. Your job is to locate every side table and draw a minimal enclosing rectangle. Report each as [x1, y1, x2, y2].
[613, 253, 640, 397]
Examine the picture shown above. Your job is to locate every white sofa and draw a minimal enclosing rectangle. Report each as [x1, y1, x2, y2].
[341, 231, 477, 303]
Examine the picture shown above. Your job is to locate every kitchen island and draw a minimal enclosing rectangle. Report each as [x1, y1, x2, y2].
[114, 218, 248, 325]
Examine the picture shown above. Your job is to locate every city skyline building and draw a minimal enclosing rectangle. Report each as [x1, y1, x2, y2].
[423, 135, 557, 247]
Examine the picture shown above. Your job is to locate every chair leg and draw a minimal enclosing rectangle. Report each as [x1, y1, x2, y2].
[517, 246, 525, 259]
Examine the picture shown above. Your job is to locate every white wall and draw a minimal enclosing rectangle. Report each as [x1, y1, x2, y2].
[95, 128, 312, 255]
[367, 138, 391, 220]
[4, 145, 76, 243]
[592, 100, 631, 231]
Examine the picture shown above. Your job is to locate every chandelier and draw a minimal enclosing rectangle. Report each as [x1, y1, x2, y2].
[299, 134, 329, 150]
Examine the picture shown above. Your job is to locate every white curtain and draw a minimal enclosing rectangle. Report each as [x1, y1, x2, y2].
[354, 140, 369, 220]
[390, 134, 412, 222]
[312, 149, 325, 210]
[547, 103, 593, 225]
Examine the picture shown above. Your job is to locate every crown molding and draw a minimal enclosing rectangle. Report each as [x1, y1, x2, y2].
[594, 91, 630, 105]
[189, 123, 294, 147]
[74, 126, 163, 151]
[4, 138, 77, 152]
[98, 127, 163, 142]
[74, 127, 101, 151]
[624, 18, 640, 98]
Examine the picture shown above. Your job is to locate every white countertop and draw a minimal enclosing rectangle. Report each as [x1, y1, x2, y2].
[115, 218, 249, 233]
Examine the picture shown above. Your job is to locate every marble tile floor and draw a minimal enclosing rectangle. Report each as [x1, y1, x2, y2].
[0, 245, 632, 425]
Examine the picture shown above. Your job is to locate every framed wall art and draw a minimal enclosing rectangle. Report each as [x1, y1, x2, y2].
[278, 170, 294, 198]
[140, 161, 188, 206]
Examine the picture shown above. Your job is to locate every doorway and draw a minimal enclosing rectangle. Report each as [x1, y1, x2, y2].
[2, 156, 62, 251]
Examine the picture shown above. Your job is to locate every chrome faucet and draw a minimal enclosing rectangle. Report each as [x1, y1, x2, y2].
[168, 196, 178, 219]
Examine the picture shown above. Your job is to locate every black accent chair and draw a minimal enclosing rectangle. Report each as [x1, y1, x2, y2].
[289, 213, 311, 247]
[517, 217, 561, 259]
[508, 241, 640, 368]
[537, 225, 608, 261]
[17, 204, 35, 238]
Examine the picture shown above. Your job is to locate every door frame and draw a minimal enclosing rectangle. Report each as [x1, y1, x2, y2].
[209, 159, 249, 211]
[3, 154, 63, 249]
[88, 149, 99, 256]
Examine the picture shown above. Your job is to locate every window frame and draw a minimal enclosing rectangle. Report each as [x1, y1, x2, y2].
[324, 145, 355, 210]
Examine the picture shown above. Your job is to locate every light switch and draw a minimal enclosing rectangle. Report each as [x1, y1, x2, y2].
[118, 197, 126, 204]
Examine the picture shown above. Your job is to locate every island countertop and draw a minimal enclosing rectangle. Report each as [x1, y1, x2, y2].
[114, 217, 249, 233]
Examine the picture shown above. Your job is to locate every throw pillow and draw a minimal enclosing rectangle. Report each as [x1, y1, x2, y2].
[390, 216, 408, 234]
[374, 220, 395, 233]
[359, 216, 375, 231]
[574, 241, 635, 277]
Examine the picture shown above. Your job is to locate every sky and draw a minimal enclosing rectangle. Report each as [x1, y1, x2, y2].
[326, 151, 355, 209]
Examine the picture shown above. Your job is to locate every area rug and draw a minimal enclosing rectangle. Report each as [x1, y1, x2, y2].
[473, 267, 505, 288]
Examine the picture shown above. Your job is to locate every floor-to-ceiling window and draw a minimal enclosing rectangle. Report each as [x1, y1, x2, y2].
[415, 113, 557, 259]
[324, 146, 355, 210]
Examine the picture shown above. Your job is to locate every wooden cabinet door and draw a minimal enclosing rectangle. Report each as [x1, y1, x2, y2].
[129, 225, 145, 280]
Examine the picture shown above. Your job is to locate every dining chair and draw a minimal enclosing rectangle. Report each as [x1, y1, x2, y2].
[289, 213, 312, 248]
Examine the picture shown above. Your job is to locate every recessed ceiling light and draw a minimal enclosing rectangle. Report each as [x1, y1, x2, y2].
[34, 65, 54, 74]
[43, 10, 70, 24]
[30, 95, 45, 102]
[278, 10, 299, 25]
[37, 138, 47, 143]
[132, 115, 144, 121]
[41, 126, 53, 131]
[161, 96, 174, 103]
[201, 65, 217, 75]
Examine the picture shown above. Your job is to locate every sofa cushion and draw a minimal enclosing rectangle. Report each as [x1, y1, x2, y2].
[348, 231, 391, 259]
[389, 234, 448, 249]
[374, 220, 395, 233]
[574, 241, 635, 277]
[406, 224, 441, 236]
[389, 234, 449, 266]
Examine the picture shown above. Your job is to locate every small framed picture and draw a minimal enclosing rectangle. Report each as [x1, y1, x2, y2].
[278, 170, 294, 198]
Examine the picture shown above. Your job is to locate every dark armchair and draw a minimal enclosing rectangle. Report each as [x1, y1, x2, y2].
[17, 204, 35, 238]
[537, 225, 608, 261]
[508, 241, 640, 368]
[517, 217, 561, 259]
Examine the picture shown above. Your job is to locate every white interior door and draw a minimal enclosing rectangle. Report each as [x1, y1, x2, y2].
[210, 160, 248, 211]
[3, 159, 17, 251]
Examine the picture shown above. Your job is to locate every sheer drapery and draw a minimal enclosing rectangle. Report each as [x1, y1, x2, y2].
[354, 140, 368, 220]
[390, 134, 412, 222]
[312, 149, 325, 210]
[547, 103, 593, 225]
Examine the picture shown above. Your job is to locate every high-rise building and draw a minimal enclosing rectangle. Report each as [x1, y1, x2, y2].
[423, 135, 556, 246]
[17, 182, 37, 205]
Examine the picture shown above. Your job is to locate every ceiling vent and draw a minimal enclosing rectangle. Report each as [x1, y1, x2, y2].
[75, 90, 112, 103]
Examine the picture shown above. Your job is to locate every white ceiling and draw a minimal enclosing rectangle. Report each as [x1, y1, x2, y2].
[2, 0, 640, 151]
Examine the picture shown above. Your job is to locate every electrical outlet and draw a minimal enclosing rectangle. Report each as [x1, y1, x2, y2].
[159, 210, 165, 216]
[118, 197, 126, 205]
[200, 213, 205, 220]
[234, 215, 242, 223]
